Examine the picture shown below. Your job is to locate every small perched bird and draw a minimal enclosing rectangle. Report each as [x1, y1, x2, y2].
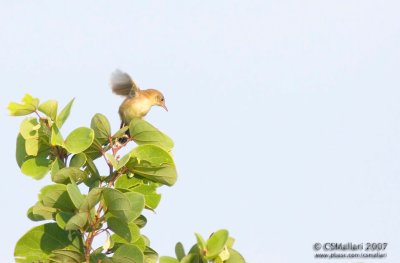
[111, 69, 168, 128]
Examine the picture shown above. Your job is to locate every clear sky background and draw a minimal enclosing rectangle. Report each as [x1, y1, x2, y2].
[1, 1, 400, 262]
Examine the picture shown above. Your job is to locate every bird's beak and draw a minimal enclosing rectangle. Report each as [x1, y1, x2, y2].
[162, 104, 168, 112]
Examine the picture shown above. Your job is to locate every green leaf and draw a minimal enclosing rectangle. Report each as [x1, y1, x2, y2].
[102, 189, 144, 223]
[39, 184, 75, 212]
[64, 127, 95, 154]
[25, 137, 39, 156]
[115, 174, 142, 190]
[19, 117, 51, 157]
[51, 125, 64, 146]
[124, 192, 145, 222]
[20, 117, 39, 139]
[56, 98, 74, 128]
[55, 211, 74, 229]
[14, 223, 83, 262]
[16, 133, 28, 167]
[216, 246, 230, 262]
[50, 249, 84, 263]
[205, 230, 229, 260]
[70, 153, 87, 168]
[79, 187, 102, 212]
[175, 242, 186, 261]
[90, 250, 109, 262]
[127, 145, 177, 186]
[113, 244, 144, 263]
[107, 153, 119, 169]
[65, 212, 88, 230]
[180, 254, 205, 263]
[133, 236, 147, 251]
[113, 126, 129, 139]
[226, 237, 235, 248]
[83, 139, 103, 160]
[8, 94, 39, 116]
[119, 154, 131, 167]
[108, 153, 131, 170]
[91, 113, 111, 144]
[225, 248, 245, 263]
[195, 233, 206, 253]
[39, 100, 58, 120]
[142, 235, 150, 247]
[22, 93, 39, 107]
[67, 182, 84, 209]
[51, 158, 65, 176]
[129, 118, 174, 151]
[144, 247, 158, 263]
[132, 184, 161, 210]
[102, 188, 132, 222]
[7, 102, 35, 116]
[111, 222, 141, 245]
[21, 155, 51, 180]
[108, 217, 132, 242]
[52, 167, 87, 184]
[134, 215, 147, 229]
[85, 155, 100, 179]
[159, 256, 179, 263]
[20, 118, 40, 156]
[27, 202, 57, 221]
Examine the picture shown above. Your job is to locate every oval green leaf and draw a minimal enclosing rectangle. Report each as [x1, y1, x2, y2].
[102, 188, 132, 222]
[175, 242, 186, 261]
[124, 192, 145, 222]
[225, 248, 245, 263]
[16, 133, 28, 167]
[20, 117, 39, 139]
[51, 125, 64, 147]
[108, 217, 132, 242]
[8, 94, 39, 116]
[56, 98, 74, 128]
[127, 145, 177, 186]
[39, 100, 58, 120]
[91, 113, 111, 144]
[65, 212, 88, 230]
[129, 118, 174, 151]
[21, 156, 51, 180]
[70, 153, 87, 168]
[159, 256, 179, 263]
[52, 167, 87, 184]
[27, 202, 57, 221]
[205, 229, 229, 260]
[14, 223, 83, 262]
[64, 127, 94, 154]
[113, 244, 144, 263]
[50, 249, 84, 263]
[38, 184, 75, 212]
[67, 182, 84, 209]
[132, 184, 161, 211]
[79, 187, 102, 212]
[55, 211, 74, 229]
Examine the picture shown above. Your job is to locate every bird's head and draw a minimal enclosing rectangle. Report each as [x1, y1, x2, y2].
[148, 89, 168, 111]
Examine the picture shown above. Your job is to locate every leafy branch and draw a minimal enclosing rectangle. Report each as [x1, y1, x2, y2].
[9, 94, 245, 263]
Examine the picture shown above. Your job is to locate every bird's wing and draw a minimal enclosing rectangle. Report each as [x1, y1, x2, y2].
[111, 69, 140, 97]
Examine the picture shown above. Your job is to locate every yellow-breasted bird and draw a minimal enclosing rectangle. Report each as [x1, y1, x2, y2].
[111, 69, 168, 128]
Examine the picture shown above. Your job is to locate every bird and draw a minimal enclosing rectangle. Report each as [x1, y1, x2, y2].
[111, 69, 168, 128]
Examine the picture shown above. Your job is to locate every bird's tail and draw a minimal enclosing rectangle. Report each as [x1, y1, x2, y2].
[111, 69, 139, 97]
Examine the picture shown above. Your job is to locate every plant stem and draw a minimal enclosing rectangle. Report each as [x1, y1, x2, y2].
[84, 137, 130, 262]
[84, 202, 104, 262]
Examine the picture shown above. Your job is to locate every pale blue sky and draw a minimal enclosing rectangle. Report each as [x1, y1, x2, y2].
[1, 1, 400, 262]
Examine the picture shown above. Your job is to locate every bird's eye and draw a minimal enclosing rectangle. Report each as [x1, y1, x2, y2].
[161, 97, 164, 102]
